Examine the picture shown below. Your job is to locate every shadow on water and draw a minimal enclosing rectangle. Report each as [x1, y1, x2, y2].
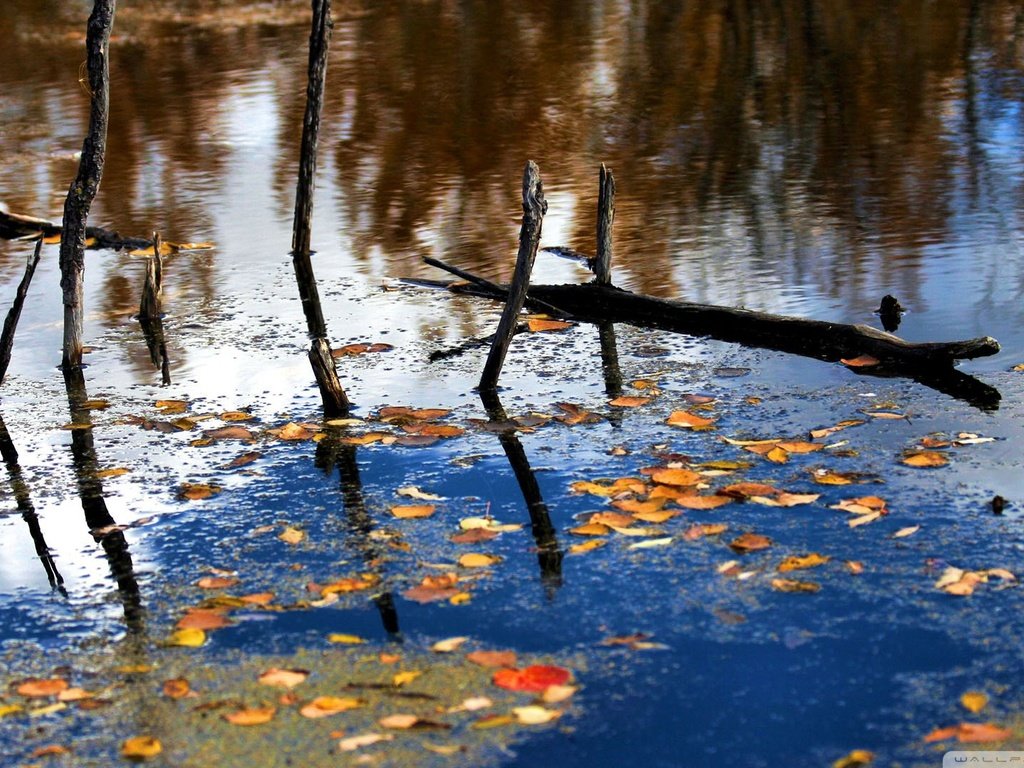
[314, 435, 401, 639]
[62, 366, 145, 637]
[0, 411, 65, 595]
[479, 389, 563, 596]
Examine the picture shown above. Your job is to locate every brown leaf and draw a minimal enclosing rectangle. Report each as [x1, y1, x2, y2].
[729, 533, 772, 553]
[771, 578, 821, 593]
[721, 483, 779, 499]
[177, 608, 231, 631]
[672, 494, 734, 510]
[162, 678, 191, 699]
[196, 576, 239, 590]
[204, 426, 255, 441]
[450, 528, 499, 544]
[683, 523, 728, 541]
[179, 483, 222, 501]
[332, 342, 394, 357]
[467, 650, 518, 668]
[608, 396, 652, 407]
[777, 553, 830, 573]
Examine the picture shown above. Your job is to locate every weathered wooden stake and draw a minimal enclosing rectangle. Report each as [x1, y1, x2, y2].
[595, 164, 615, 285]
[479, 160, 547, 391]
[59, 0, 116, 369]
[139, 231, 163, 319]
[291, 0, 349, 417]
[0, 240, 42, 385]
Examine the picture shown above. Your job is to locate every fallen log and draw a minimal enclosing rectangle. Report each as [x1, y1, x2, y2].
[414, 259, 1001, 409]
[0, 206, 151, 251]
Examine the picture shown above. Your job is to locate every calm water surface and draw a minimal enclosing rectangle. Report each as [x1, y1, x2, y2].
[1, 2, 1023, 766]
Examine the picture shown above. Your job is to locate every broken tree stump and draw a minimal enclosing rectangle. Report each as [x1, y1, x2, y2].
[595, 164, 615, 285]
[479, 160, 548, 391]
[290, 0, 349, 417]
[59, 0, 116, 369]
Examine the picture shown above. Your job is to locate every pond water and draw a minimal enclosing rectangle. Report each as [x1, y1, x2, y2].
[1, 2, 1023, 766]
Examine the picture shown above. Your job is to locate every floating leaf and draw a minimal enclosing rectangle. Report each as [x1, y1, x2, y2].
[459, 517, 522, 533]
[403, 573, 462, 603]
[379, 713, 422, 729]
[204, 425, 255, 441]
[451, 528, 499, 544]
[57, 687, 93, 702]
[608, 396, 651, 407]
[672, 494, 734, 510]
[569, 522, 611, 536]
[924, 722, 1012, 743]
[271, 422, 317, 441]
[527, 318, 572, 332]
[162, 679, 191, 699]
[467, 650, 518, 668]
[378, 406, 450, 423]
[31, 745, 71, 758]
[393, 670, 422, 687]
[648, 467, 701, 487]
[777, 553, 830, 572]
[683, 523, 728, 541]
[96, 467, 129, 478]
[721, 483, 780, 499]
[332, 343, 394, 357]
[397, 486, 444, 501]
[338, 733, 393, 751]
[121, 736, 162, 759]
[391, 504, 436, 519]
[258, 668, 309, 688]
[810, 420, 865, 439]
[299, 696, 362, 718]
[771, 578, 821, 593]
[431, 637, 469, 653]
[177, 608, 231, 631]
[628, 537, 673, 549]
[278, 526, 306, 545]
[169, 628, 206, 647]
[223, 706, 276, 726]
[196, 576, 239, 590]
[902, 451, 948, 468]
[513, 705, 561, 725]
[751, 492, 821, 508]
[729, 533, 772, 553]
[155, 399, 188, 413]
[632, 509, 680, 524]
[568, 539, 607, 555]
[832, 749, 875, 768]
[961, 691, 989, 713]
[492, 665, 571, 693]
[471, 714, 515, 730]
[16, 679, 68, 698]
[666, 410, 716, 429]
[327, 633, 365, 645]
[892, 525, 920, 538]
[458, 553, 500, 568]
[590, 511, 639, 527]
[179, 482, 222, 501]
[402, 423, 465, 438]
[542, 684, 578, 704]
[840, 355, 880, 368]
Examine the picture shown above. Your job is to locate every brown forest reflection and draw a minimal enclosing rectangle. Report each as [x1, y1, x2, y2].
[1, 1, 1022, 356]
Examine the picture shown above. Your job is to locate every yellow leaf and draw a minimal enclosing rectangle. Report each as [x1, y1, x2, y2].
[765, 446, 790, 463]
[299, 696, 362, 718]
[0, 704, 24, 718]
[569, 522, 611, 536]
[902, 451, 948, 468]
[327, 633, 365, 645]
[169, 628, 206, 647]
[278, 526, 306, 544]
[449, 591, 472, 605]
[391, 504, 436, 519]
[121, 736, 162, 759]
[155, 399, 188, 413]
[832, 749, 874, 768]
[961, 691, 989, 713]
[393, 670, 422, 687]
[568, 539, 607, 554]
[27, 702, 66, 717]
[777, 553, 830, 572]
[223, 706, 276, 726]
[458, 553, 500, 568]
[179, 482, 221, 501]
[220, 411, 254, 421]
[96, 467, 129, 478]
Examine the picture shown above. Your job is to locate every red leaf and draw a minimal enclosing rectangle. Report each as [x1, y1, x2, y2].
[492, 665, 571, 692]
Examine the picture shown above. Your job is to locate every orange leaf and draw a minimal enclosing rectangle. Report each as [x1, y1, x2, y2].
[666, 410, 716, 429]
[16, 679, 68, 698]
[300, 696, 363, 718]
[608, 396, 652, 407]
[162, 678, 191, 699]
[467, 650, 518, 668]
[196, 576, 239, 590]
[672, 494, 734, 510]
[177, 608, 231, 631]
[729, 533, 772, 553]
[902, 451, 949, 468]
[683, 523, 728, 541]
[527, 318, 573, 332]
[648, 468, 701, 487]
[840, 355, 880, 368]
[223, 706, 276, 726]
[390, 504, 436, 519]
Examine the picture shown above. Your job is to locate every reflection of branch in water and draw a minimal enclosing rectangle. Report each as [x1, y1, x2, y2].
[849, 365, 1001, 412]
[138, 314, 171, 386]
[479, 389, 563, 596]
[0, 412, 66, 594]
[63, 367, 145, 635]
[315, 437, 401, 638]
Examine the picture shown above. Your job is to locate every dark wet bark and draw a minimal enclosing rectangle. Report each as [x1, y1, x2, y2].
[479, 161, 547, 391]
[59, 0, 116, 369]
[0, 240, 42, 385]
[595, 164, 615, 286]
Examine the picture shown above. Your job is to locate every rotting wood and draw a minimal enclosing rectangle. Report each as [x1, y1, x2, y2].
[417, 259, 1001, 409]
[139, 231, 163, 319]
[59, 0, 117, 369]
[0, 208, 150, 251]
[290, 0, 349, 417]
[479, 160, 547, 391]
[595, 164, 615, 285]
[0, 240, 42, 385]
